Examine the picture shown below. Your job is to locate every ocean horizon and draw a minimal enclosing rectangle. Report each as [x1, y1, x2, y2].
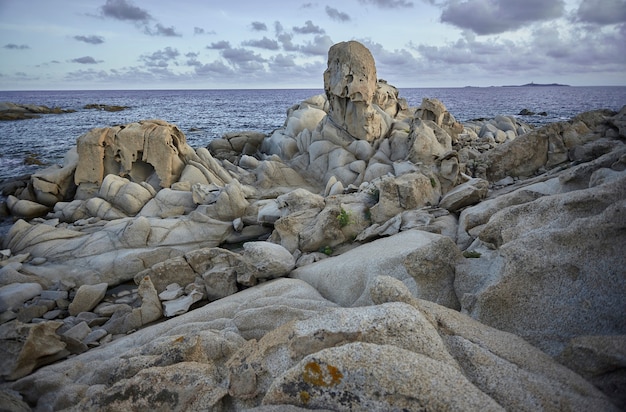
[1, 85, 625, 181]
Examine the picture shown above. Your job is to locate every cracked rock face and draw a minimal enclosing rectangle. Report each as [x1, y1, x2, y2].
[323, 41, 386, 143]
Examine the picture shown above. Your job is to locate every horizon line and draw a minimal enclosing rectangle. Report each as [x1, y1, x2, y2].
[1, 84, 625, 93]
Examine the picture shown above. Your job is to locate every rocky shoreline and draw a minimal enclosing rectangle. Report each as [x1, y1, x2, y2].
[0, 41, 624, 411]
[0, 102, 130, 122]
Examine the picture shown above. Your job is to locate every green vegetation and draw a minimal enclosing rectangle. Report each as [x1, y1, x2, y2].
[320, 245, 333, 256]
[463, 251, 482, 258]
[430, 177, 437, 188]
[337, 208, 351, 227]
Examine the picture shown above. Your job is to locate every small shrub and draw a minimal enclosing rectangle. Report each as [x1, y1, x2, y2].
[463, 251, 482, 258]
[430, 177, 437, 188]
[337, 208, 351, 227]
[320, 245, 333, 256]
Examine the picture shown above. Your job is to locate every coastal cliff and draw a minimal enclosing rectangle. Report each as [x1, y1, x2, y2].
[0, 41, 624, 411]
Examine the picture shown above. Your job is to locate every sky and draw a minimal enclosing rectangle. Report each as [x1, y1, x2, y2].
[0, 0, 625, 90]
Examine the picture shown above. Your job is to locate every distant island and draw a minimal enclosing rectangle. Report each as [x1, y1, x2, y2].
[503, 82, 570, 87]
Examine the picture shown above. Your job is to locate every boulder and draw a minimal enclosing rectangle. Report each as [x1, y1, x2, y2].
[556, 335, 626, 409]
[98, 174, 154, 216]
[8, 279, 335, 410]
[138, 188, 195, 218]
[3, 213, 233, 288]
[5, 196, 49, 219]
[0, 321, 67, 380]
[369, 172, 440, 224]
[455, 174, 626, 356]
[439, 178, 489, 212]
[323, 41, 389, 143]
[291, 230, 462, 308]
[74, 120, 195, 190]
[28, 148, 78, 207]
[0, 282, 42, 312]
[263, 342, 502, 411]
[242, 241, 295, 280]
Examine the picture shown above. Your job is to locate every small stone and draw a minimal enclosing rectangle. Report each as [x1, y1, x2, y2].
[114, 295, 138, 305]
[83, 328, 108, 345]
[158, 283, 184, 301]
[233, 217, 244, 231]
[162, 290, 203, 317]
[40, 290, 68, 301]
[68, 283, 108, 316]
[33, 298, 56, 311]
[93, 302, 132, 317]
[16, 305, 48, 323]
[29, 257, 47, 266]
[43, 309, 63, 320]
[62, 321, 91, 341]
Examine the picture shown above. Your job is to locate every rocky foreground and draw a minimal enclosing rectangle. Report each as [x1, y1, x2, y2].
[0, 41, 625, 411]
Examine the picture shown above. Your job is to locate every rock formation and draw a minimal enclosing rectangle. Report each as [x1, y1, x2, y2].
[0, 41, 625, 410]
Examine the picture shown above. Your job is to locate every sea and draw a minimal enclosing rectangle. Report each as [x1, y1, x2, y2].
[1, 86, 625, 182]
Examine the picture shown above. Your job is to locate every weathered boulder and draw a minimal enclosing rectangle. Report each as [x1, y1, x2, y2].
[0, 321, 67, 380]
[556, 335, 626, 409]
[210, 131, 266, 162]
[291, 229, 462, 308]
[481, 110, 615, 181]
[0, 282, 42, 312]
[323, 41, 389, 143]
[455, 173, 626, 356]
[28, 148, 78, 207]
[74, 119, 195, 190]
[241, 241, 295, 281]
[98, 174, 154, 216]
[5, 196, 49, 219]
[8, 279, 336, 410]
[3, 213, 233, 287]
[439, 177, 489, 212]
[138, 188, 196, 218]
[264, 342, 502, 411]
[368, 172, 441, 224]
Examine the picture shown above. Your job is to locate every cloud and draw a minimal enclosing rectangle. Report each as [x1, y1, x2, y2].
[298, 35, 334, 55]
[194, 27, 216, 35]
[74, 35, 105, 45]
[293, 20, 325, 34]
[326, 6, 351, 22]
[575, 0, 626, 25]
[221, 47, 266, 64]
[70, 56, 103, 64]
[242, 36, 280, 50]
[207, 40, 231, 50]
[404, 21, 626, 84]
[358, 0, 414, 8]
[277, 32, 298, 51]
[440, 0, 565, 35]
[140, 47, 180, 67]
[250, 21, 268, 31]
[301, 2, 317, 8]
[270, 53, 297, 68]
[3, 44, 30, 50]
[185, 52, 202, 67]
[100, 0, 151, 22]
[144, 24, 182, 37]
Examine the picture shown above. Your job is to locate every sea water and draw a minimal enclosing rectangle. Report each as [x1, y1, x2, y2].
[1, 86, 625, 181]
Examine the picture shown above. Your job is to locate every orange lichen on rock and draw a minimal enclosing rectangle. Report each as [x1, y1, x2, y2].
[302, 361, 343, 387]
